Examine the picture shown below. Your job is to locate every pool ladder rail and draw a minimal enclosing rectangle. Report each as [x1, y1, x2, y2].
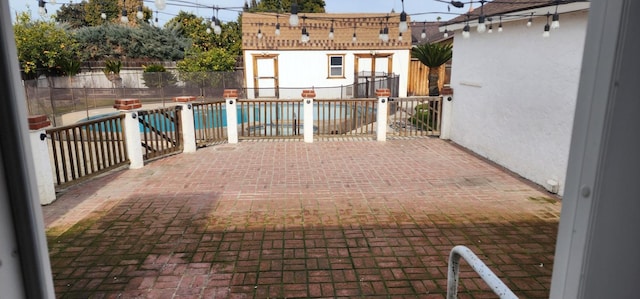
[447, 245, 518, 299]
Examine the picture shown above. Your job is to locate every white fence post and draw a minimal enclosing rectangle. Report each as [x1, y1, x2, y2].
[27, 115, 56, 205]
[440, 87, 454, 140]
[376, 88, 390, 142]
[115, 99, 144, 169]
[173, 96, 197, 153]
[302, 90, 315, 143]
[224, 89, 239, 144]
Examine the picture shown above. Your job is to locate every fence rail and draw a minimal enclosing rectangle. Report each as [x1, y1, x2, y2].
[388, 97, 442, 137]
[315, 99, 377, 136]
[238, 100, 304, 139]
[138, 107, 183, 160]
[46, 114, 128, 188]
[193, 101, 228, 147]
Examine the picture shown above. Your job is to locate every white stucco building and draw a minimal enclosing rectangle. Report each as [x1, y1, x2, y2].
[443, 1, 590, 196]
[241, 13, 412, 99]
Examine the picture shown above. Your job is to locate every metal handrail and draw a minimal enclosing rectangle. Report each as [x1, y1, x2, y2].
[447, 245, 518, 299]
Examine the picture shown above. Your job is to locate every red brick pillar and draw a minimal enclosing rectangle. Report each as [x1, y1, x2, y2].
[28, 115, 51, 130]
[113, 99, 142, 110]
[172, 96, 197, 103]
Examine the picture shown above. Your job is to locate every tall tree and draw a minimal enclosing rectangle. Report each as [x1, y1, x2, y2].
[84, 0, 119, 26]
[75, 22, 188, 61]
[54, 1, 89, 28]
[13, 12, 79, 79]
[248, 0, 326, 13]
[164, 11, 242, 56]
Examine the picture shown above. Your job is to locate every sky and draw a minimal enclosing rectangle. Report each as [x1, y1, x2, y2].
[9, 0, 469, 24]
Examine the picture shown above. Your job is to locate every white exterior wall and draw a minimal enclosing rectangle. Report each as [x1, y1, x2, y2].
[243, 50, 410, 99]
[449, 10, 588, 196]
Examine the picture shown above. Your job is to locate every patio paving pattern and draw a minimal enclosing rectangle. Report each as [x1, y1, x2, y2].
[43, 138, 561, 298]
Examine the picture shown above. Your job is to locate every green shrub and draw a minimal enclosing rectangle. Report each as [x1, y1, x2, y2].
[409, 103, 436, 131]
[142, 64, 177, 88]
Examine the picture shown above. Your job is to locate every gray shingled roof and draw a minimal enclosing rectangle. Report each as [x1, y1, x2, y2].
[445, 0, 587, 25]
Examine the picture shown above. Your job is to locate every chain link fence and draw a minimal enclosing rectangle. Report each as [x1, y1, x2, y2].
[23, 69, 399, 127]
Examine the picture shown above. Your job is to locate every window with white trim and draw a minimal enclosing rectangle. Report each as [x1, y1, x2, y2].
[328, 54, 345, 78]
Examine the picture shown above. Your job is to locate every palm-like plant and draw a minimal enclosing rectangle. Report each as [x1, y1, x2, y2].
[412, 42, 453, 96]
[103, 59, 122, 87]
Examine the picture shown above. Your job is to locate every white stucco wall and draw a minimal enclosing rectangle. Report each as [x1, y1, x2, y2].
[243, 50, 410, 99]
[448, 10, 589, 196]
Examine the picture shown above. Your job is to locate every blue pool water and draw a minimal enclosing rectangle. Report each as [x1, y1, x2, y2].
[79, 103, 374, 133]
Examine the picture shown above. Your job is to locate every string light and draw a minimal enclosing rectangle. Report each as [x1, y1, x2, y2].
[443, 28, 449, 38]
[551, 4, 560, 29]
[275, 15, 281, 36]
[398, 32, 403, 41]
[155, 0, 166, 11]
[399, 0, 408, 33]
[300, 16, 309, 43]
[212, 7, 222, 35]
[527, 12, 533, 27]
[498, 16, 503, 32]
[487, 17, 493, 33]
[477, 0, 486, 33]
[121, 0, 129, 23]
[137, 3, 144, 20]
[328, 20, 335, 40]
[543, 13, 551, 37]
[257, 23, 263, 40]
[462, 15, 470, 38]
[38, 0, 46, 16]
[421, 22, 427, 39]
[289, 0, 299, 26]
[352, 23, 357, 43]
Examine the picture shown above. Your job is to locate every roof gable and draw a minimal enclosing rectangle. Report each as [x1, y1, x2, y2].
[242, 13, 413, 51]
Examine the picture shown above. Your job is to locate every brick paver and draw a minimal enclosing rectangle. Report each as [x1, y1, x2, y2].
[43, 138, 561, 298]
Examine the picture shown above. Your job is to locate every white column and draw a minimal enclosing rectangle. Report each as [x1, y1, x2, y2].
[376, 90, 390, 142]
[29, 130, 56, 205]
[123, 111, 144, 169]
[178, 103, 196, 153]
[440, 94, 453, 140]
[303, 97, 314, 143]
[225, 98, 239, 144]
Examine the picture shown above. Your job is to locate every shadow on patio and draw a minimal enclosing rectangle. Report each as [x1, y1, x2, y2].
[43, 138, 560, 298]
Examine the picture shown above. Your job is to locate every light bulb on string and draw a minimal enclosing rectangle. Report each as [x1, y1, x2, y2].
[477, 1, 486, 33]
[289, 1, 299, 26]
[399, 0, 408, 33]
[38, 0, 46, 16]
[328, 20, 335, 40]
[155, 0, 166, 10]
[527, 13, 533, 27]
[543, 13, 551, 37]
[121, 10, 129, 23]
[137, 6, 144, 20]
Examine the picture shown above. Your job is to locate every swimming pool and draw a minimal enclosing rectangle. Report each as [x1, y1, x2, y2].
[79, 102, 375, 134]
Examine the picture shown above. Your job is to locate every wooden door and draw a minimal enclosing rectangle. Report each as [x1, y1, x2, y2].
[252, 54, 279, 98]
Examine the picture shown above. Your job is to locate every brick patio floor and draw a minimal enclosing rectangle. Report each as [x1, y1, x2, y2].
[43, 138, 561, 298]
